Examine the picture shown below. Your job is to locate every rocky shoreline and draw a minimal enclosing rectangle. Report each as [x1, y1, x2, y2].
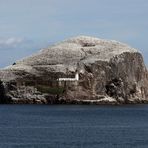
[3, 98, 148, 105]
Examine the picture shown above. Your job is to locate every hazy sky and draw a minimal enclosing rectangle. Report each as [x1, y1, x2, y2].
[0, 0, 148, 68]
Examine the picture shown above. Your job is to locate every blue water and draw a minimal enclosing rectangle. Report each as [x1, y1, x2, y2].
[0, 105, 148, 148]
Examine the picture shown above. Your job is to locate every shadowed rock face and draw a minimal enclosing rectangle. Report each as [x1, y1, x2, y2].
[0, 80, 6, 103]
[0, 36, 148, 104]
[0, 80, 12, 103]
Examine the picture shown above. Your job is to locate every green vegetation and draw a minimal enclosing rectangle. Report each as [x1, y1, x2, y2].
[36, 85, 65, 94]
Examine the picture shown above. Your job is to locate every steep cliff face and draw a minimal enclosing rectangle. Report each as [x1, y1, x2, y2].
[0, 36, 148, 104]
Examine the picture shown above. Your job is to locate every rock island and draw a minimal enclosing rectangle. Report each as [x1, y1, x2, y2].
[0, 36, 148, 104]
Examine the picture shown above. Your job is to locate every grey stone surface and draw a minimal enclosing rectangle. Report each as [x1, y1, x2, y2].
[0, 36, 147, 104]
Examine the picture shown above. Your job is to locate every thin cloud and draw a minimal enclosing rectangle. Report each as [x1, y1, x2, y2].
[0, 37, 24, 48]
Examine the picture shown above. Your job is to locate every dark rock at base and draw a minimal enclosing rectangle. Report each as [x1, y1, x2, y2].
[0, 80, 12, 104]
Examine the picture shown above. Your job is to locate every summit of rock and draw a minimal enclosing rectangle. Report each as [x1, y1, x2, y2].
[6, 36, 137, 69]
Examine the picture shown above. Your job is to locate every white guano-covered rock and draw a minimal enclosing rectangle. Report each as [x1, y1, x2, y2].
[0, 36, 147, 104]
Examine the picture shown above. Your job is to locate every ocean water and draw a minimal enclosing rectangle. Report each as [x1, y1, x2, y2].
[0, 105, 148, 148]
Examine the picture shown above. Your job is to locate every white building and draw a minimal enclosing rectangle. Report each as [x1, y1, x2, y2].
[57, 71, 79, 82]
[57, 71, 79, 81]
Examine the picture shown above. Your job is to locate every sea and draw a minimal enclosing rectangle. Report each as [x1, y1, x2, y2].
[0, 104, 148, 148]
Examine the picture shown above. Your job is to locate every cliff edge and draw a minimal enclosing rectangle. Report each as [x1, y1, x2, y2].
[0, 36, 148, 104]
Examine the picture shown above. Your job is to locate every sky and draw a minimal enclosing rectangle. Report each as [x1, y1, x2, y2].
[0, 0, 148, 68]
